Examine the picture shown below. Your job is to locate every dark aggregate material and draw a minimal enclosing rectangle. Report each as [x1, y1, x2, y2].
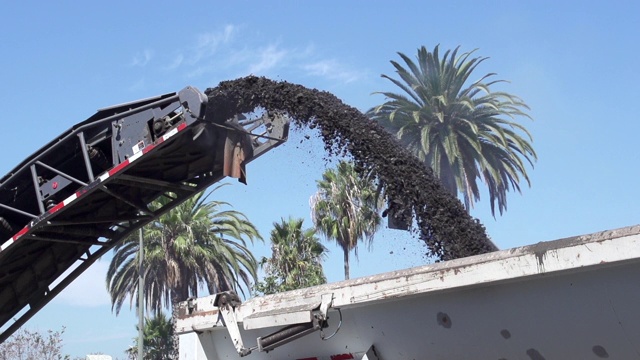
[205, 76, 497, 261]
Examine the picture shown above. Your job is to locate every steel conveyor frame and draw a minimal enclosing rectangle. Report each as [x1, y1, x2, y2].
[0, 86, 289, 343]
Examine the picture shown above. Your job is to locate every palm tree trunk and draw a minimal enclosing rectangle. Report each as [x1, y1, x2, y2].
[170, 295, 180, 360]
[169, 287, 188, 360]
[343, 248, 350, 280]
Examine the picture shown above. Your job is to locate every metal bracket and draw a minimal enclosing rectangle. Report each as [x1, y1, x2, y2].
[214, 292, 337, 357]
[213, 291, 251, 356]
[318, 293, 333, 320]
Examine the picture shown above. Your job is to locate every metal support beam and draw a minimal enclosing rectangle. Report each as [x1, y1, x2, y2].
[25, 234, 107, 246]
[215, 292, 252, 357]
[97, 185, 153, 216]
[0, 203, 37, 219]
[34, 161, 88, 188]
[34, 224, 114, 238]
[77, 132, 95, 182]
[30, 164, 45, 214]
[0, 242, 113, 344]
[46, 215, 152, 227]
[112, 174, 198, 193]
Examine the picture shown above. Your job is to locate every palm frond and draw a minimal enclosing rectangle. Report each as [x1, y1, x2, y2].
[369, 44, 536, 216]
[106, 186, 261, 315]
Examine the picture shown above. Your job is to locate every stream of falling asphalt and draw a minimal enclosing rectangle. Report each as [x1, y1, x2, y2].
[205, 76, 496, 261]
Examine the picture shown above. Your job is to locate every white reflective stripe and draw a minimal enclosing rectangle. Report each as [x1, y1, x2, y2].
[98, 173, 109, 182]
[63, 193, 78, 206]
[1, 240, 12, 251]
[129, 150, 144, 163]
[163, 127, 179, 141]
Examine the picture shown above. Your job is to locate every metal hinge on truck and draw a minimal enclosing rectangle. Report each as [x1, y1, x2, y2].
[213, 291, 342, 357]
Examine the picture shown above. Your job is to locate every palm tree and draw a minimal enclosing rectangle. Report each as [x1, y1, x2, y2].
[255, 217, 327, 295]
[106, 185, 261, 315]
[126, 313, 174, 360]
[368, 45, 537, 216]
[310, 161, 382, 280]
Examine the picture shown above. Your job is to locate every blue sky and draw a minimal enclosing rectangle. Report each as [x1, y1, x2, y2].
[2, 1, 640, 357]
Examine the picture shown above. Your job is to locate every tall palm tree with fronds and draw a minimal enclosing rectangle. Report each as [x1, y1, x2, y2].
[311, 161, 382, 280]
[255, 217, 327, 295]
[368, 45, 537, 216]
[106, 185, 261, 315]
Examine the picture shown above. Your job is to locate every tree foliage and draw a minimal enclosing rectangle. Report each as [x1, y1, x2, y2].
[255, 217, 327, 295]
[126, 313, 174, 360]
[368, 45, 536, 215]
[0, 327, 70, 360]
[310, 161, 382, 280]
[106, 185, 262, 316]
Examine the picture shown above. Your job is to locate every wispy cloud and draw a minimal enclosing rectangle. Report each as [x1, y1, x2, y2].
[130, 49, 153, 67]
[190, 24, 237, 65]
[164, 53, 184, 70]
[302, 59, 364, 83]
[133, 25, 367, 86]
[163, 25, 237, 73]
[247, 44, 289, 74]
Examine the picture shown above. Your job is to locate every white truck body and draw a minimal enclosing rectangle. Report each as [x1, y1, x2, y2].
[176, 225, 640, 359]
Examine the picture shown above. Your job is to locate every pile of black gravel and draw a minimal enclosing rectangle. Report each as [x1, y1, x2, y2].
[204, 76, 497, 261]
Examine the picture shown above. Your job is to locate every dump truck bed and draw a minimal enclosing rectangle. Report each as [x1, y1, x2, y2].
[177, 225, 640, 359]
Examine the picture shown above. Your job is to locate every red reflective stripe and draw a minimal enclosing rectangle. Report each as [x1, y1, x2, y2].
[142, 143, 156, 154]
[331, 355, 354, 360]
[48, 202, 65, 214]
[297, 354, 354, 360]
[13, 227, 29, 240]
[108, 159, 130, 176]
[107, 122, 186, 174]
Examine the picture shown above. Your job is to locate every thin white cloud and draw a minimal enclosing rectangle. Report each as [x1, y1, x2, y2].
[190, 24, 237, 66]
[247, 44, 288, 74]
[130, 49, 153, 67]
[148, 26, 366, 86]
[199, 24, 235, 47]
[164, 53, 184, 70]
[299, 43, 315, 58]
[302, 59, 363, 83]
[163, 25, 237, 71]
